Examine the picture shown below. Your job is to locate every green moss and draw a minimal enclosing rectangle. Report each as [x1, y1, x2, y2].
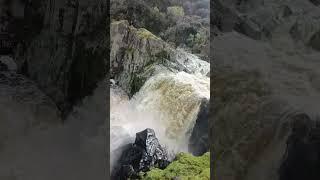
[155, 50, 169, 61]
[141, 152, 210, 180]
[137, 28, 160, 40]
[167, 6, 185, 18]
[130, 73, 146, 96]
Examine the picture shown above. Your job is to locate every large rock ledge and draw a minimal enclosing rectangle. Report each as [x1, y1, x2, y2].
[110, 20, 209, 96]
[110, 20, 172, 96]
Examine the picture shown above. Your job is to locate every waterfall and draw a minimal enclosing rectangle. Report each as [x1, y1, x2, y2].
[110, 50, 210, 168]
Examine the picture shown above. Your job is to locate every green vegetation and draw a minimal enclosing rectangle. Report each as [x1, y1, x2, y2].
[167, 6, 185, 20]
[111, 0, 209, 59]
[137, 28, 161, 40]
[155, 50, 170, 62]
[141, 152, 210, 180]
[130, 73, 146, 96]
[187, 28, 209, 55]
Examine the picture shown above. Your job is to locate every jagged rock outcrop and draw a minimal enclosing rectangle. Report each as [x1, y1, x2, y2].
[111, 20, 210, 96]
[12, 0, 108, 116]
[189, 99, 209, 156]
[111, 128, 170, 180]
[110, 20, 172, 96]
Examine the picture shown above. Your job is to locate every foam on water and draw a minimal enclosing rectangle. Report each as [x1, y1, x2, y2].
[111, 72, 209, 167]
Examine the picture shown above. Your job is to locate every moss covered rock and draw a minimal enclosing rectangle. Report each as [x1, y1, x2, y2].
[141, 152, 210, 180]
[137, 28, 161, 40]
[111, 20, 172, 96]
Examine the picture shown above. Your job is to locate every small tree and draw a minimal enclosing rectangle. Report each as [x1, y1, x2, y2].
[167, 6, 184, 21]
[186, 28, 208, 54]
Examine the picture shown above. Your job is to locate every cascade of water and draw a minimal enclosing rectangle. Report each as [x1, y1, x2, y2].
[110, 50, 210, 168]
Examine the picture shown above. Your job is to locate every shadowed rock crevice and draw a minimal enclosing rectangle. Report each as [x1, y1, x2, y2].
[10, 0, 108, 117]
[189, 99, 209, 156]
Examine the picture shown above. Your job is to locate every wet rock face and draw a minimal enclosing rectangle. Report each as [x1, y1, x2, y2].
[189, 99, 209, 156]
[279, 114, 320, 180]
[13, 0, 108, 116]
[112, 128, 170, 180]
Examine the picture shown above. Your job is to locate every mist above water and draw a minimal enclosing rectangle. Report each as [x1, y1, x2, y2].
[110, 70, 210, 168]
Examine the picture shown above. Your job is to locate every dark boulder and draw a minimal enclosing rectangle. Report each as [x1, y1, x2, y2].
[111, 128, 170, 180]
[279, 114, 320, 180]
[188, 99, 209, 156]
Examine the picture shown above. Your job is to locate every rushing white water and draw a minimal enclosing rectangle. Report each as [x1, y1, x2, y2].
[110, 50, 210, 168]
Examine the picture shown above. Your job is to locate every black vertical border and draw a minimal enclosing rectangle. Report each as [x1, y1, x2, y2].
[210, 0, 214, 179]
[106, 0, 111, 178]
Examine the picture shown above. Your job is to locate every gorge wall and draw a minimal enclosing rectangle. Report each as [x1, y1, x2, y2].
[9, 0, 108, 116]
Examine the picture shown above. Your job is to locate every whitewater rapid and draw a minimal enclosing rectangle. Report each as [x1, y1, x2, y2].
[110, 50, 210, 168]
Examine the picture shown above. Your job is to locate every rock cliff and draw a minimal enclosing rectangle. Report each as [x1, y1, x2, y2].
[12, 0, 108, 116]
[111, 20, 209, 96]
[110, 20, 171, 96]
